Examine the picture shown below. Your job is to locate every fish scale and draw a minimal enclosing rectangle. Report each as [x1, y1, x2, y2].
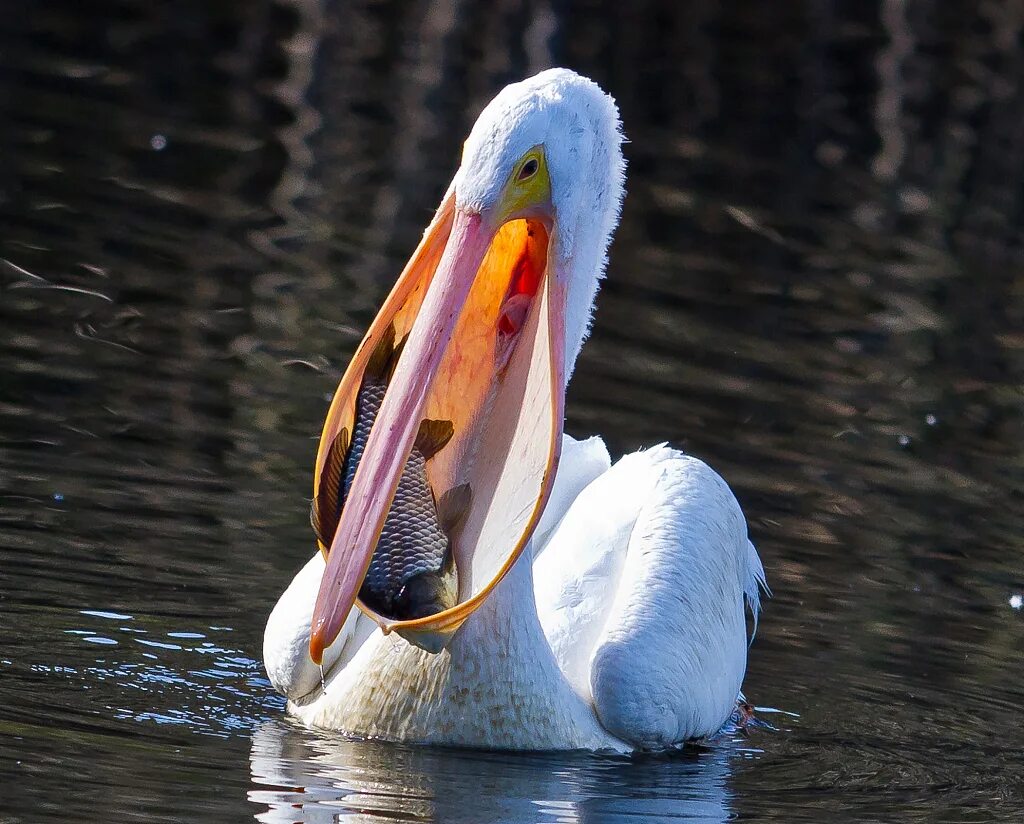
[342, 378, 454, 618]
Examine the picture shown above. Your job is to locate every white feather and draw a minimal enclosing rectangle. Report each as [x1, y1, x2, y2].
[265, 438, 768, 749]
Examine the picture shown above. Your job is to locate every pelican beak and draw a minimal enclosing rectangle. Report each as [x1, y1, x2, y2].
[308, 188, 565, 663]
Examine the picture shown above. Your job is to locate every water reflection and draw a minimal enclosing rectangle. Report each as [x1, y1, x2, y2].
[250, 721, 737, 823]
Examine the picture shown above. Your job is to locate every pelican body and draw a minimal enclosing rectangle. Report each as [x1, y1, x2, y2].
[264, 69, 767, 751]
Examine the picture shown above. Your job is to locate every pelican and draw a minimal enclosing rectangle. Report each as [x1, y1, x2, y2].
[264, 69, 768, 752]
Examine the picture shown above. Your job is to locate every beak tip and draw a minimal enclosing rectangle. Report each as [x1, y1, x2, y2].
[308, 617, 328, 665]
[308, 639, 324, 666]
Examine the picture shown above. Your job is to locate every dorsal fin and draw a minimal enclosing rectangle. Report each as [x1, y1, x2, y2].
[414, 418, 454, 460]
[364, 323, 407, 382]
[312, 427, 349, 550]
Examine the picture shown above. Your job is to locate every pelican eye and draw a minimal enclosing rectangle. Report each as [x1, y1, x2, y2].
[518, 158, 539, 181]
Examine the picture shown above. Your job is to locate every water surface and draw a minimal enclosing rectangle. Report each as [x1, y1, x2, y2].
[2, 1, 1022, 821]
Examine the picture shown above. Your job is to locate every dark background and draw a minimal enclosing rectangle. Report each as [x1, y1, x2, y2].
[1, 2, 1022, 821]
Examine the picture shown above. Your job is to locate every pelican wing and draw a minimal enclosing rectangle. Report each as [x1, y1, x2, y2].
[535, 443, 767, 748]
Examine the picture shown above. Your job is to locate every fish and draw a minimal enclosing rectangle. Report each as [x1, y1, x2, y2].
[310, 325, 469, 622]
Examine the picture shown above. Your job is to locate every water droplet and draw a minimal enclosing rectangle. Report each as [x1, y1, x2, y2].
[897, 433, 911, 448]
[52, 493, 64, 502]
[925, 413, 937, 426]
[1010, 594, 1022, 610]
[150, 134, 167, 151]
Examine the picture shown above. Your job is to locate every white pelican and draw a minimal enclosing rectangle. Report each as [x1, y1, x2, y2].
[264, 68, 768, 752]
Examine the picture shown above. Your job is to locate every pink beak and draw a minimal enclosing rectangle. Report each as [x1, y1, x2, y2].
[309, 209, 494, 664]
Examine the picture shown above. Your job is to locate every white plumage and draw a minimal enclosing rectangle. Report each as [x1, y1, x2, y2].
[263, 68, 768, 751]
[265, 435, 766, 750]
[536, 438, 766, 746]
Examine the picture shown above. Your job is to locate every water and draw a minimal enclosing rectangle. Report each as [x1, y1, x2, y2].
[1, 1, 1022, 821]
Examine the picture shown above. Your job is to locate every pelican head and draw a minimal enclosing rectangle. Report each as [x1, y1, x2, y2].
[308, 69, 625, 662]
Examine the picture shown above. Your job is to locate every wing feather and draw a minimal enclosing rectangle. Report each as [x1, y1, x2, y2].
[535, 443, 768, 748]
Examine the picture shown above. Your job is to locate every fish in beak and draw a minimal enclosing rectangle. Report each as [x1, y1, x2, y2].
[308, 146, 566, 663]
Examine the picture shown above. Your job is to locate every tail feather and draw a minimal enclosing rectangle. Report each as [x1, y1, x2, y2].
[744, 539, 770, 642]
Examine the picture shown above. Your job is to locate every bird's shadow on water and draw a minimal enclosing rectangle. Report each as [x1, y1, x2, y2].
[248, 719, 750, 823]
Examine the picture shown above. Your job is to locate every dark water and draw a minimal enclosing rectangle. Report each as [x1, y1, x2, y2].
[2, 1, 1022, 821]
